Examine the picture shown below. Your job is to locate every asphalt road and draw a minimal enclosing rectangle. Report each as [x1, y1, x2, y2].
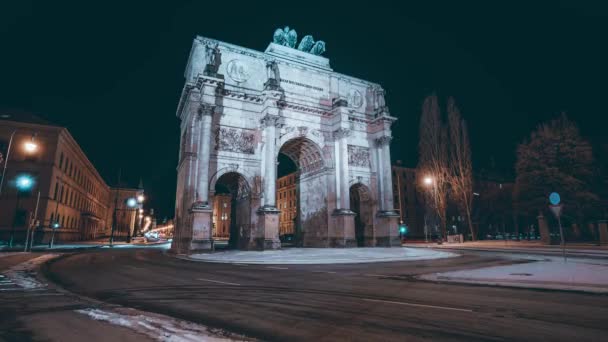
[39, 248, 608, 341]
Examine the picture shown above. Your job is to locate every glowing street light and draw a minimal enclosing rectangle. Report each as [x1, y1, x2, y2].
[23, 141, 38, 154]
[423, 176, 434, 186]
[126, 197, 137, 208]
[16, 175, 35, 191]
[137, 194, 145, 203]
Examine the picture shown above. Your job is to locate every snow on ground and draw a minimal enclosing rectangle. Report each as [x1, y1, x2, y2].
[76, 307, 252, 342]
[3, 253, 61, 289]
[420, 256, 608, 293]
[190, 247, 457, 264]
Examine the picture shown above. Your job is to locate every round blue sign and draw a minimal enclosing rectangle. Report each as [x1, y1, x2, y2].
[549, 192, 561, 205]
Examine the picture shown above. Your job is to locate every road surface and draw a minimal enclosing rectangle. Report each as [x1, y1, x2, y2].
[41, 248, 608, 341]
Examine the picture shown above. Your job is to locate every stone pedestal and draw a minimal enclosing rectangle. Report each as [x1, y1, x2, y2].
[331, 209, 356, 247]
[257, 206, 281, 250]
[376, 211, 400, 247]
[598, 220, 608, 245]
[189, 206, 214, 252]
[537, 214, 551, 245]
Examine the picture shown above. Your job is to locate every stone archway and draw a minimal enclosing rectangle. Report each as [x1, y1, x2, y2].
[213, 172, 252, 249]
[350, 183, 373, 247]
[277, 137, 328, 247]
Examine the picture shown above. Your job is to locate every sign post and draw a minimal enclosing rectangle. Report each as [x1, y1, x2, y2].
[549, 192, 566, 262]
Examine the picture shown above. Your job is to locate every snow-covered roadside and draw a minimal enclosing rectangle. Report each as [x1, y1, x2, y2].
[76, 307, 253, 342]
[420, 256, 608, 293]
[3, 253, 61, 289]
[190, 247, 457, 264]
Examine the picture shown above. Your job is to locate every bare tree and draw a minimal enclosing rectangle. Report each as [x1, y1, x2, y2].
[417, 94, 449, 239]
[447, 97, 475, 240]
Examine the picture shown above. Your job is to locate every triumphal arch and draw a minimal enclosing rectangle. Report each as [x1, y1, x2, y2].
[171, 27, 400, 254]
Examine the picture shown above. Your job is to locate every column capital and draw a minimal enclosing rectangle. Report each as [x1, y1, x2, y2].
[261, 114, 281, 128]
[374, 135, 392, 147]
[197, 104, 216, 118]
[333, 128, 352, 140]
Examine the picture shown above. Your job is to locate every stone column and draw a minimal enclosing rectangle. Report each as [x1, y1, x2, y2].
[375, 135, 400, 246]
[598, 220, 608, 245]
[261, 114, 279, 209]
[195, 104, 214, 208]
[331, 128, 355, 247]
[188, 103, 215, 252]
[257, 114, 281, 249]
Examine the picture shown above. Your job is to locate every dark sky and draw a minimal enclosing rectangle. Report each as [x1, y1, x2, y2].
[1, 1, 607, 218]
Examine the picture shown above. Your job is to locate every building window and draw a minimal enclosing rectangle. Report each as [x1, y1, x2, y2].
[59, 152, 64, 169]
[54, 183, 58, 200]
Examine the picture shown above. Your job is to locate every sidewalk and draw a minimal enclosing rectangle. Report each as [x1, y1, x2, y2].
[188, 247, 458, 264]
[407, 240, 608, 258]
[0, 239, 170, 252]
[420, 256, 608, 294]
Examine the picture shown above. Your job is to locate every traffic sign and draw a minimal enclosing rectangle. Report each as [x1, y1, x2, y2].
[549, 204, 562, 218]
[549, 192, 561, 205]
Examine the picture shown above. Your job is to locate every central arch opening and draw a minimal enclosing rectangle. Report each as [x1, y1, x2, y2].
[350, 183, 373, 247]
[276, 137, 326, 247]
[213, 172, 251, 250]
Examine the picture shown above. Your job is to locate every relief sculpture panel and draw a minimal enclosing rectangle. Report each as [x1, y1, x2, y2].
[215, 127, 255, 154]
[348, 145, 370, 167]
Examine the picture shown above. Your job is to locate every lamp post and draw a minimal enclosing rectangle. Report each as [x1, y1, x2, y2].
[125, 197, 137, 243]
[9, 174, 35, 247]
[0, 132, 38, 197]
[423, 176, 435, 243]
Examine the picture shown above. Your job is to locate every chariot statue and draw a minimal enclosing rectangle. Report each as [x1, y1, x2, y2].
[272, 27, 326, 56]
[273, 26, 298, 48]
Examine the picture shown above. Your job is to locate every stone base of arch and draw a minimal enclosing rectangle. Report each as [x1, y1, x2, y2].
[330, 210, 357, 247]
[375, 211, 401, 247]
[189, 206, 214, 252]
[257, 206, 281, 250]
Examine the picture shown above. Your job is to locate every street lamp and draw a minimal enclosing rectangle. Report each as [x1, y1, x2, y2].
[422, 175, 435, 243]
[9, 174, 35, 247]
[0, 132, 39, 197]
[125, 197, 139, 243]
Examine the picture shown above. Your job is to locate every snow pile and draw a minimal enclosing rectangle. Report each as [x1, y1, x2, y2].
[76, 307, 251, 341]
[190, 247, 457, 264]
[421, 256, 608, 293]
[3, 253, 61, 289]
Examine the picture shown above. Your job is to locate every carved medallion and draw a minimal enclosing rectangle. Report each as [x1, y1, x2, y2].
[348, 145, 370, 167]
[226, 59, 250, 83]
[348, 89, 363, 108]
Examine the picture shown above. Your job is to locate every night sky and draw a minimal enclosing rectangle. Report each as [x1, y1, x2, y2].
[1, 1, 607, 218]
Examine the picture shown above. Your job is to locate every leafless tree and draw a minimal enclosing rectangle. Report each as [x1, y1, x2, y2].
[417, 94, 449, 239]
[447, 97, 475, 240]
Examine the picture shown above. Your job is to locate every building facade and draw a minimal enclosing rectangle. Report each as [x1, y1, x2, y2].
[1, 114, 111, 243]
[108, 187, 145, 240]
[212, 194, 231, 239]
[0, 114, 144, 245]
[172, 28, 400, 253]
[277, 173, 297, 236]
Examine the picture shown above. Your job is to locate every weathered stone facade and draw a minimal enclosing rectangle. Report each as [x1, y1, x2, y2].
[171, 31, 400, 254]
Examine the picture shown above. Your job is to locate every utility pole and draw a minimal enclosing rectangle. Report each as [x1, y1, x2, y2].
[109, 169, 121, 246]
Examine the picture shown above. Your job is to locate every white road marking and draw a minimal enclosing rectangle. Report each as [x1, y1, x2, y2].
[362, 298, 473, 313]
[265, 266, 289, 270]
[196, 278, 240, 286]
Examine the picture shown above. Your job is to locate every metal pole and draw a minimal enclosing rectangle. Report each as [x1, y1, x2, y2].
[558, 216, 566, 263]
[9, 191, 21, 247]
[110, 169, 121, 246]
[0, 130, 16, 197]
[24, 212, 33, 252]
